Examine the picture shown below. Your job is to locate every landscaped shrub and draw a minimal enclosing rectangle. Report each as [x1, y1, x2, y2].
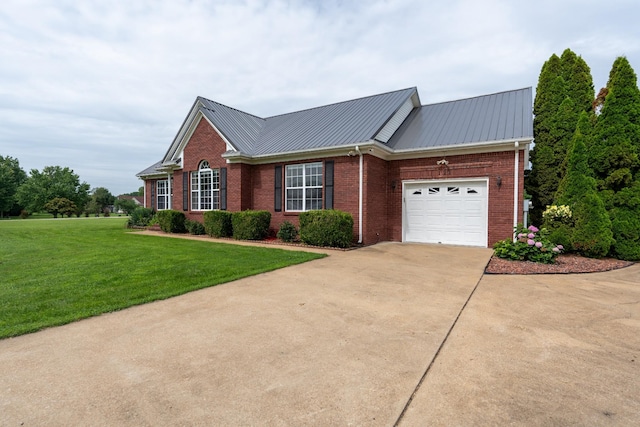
[277, 221, 298, 242]
[609, 206, 640, 261]
[155, 210, 186, 233]
[127, 207, 154, 227]
[571, 192, 614, 258]
[203, 210, 233, 237]
[493, 225, 564, 264]
[299, 209, 354, 248]
[542, 205, 574, 251]
[232, 210, 271, 240]
[185, 219, 206, 235]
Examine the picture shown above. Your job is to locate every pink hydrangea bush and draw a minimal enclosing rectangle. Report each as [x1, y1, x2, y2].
[493, 225, 564, 264]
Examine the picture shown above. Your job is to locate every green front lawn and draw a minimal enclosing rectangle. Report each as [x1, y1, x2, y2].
[0, 218, 325, 339]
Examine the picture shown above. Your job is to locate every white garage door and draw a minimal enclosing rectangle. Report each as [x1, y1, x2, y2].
[403, 180, 488, 247]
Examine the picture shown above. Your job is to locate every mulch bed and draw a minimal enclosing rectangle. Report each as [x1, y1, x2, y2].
[485, 254, 635, 275]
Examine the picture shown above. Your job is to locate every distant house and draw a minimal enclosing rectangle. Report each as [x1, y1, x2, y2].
[117, 195, 144, 206]
[115, 195, 144, 213]
[137, 87, 532, 247]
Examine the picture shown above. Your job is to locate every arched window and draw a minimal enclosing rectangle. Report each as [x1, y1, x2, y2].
[191, 160, 220, 210]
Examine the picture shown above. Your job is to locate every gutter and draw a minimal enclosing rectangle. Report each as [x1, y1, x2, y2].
[513, 141, 520, 240]
[355, 146, 363, 244]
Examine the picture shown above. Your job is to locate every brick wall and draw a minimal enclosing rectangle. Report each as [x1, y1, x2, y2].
[141, 117, 525, 247]
[252, 157, 361, 239]
[178, 118, 247, 222]
[387, 150, 524, 246]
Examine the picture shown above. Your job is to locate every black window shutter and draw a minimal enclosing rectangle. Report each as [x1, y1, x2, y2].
[220, 167, 227, 210]
[151, 181, 156, 210]
[183, 172, 188, 211]
[324, 160, 334, 209]
[274, 165, 282, 212]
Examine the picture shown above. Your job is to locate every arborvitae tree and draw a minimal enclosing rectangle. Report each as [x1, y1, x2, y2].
[556, 112, 594, 203]
[528, 61, 567, 224]
[527, 49, 595, 224]
[532, 54, 563, 150]
[559, 48, 595, 115]
[556, 112, 613, 257]
[592, 57, 640, 260]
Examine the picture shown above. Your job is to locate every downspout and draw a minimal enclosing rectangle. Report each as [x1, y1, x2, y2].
[513, 141, 520, 240]
[167, 173, 172, 210]
[356, 145, 363, 244]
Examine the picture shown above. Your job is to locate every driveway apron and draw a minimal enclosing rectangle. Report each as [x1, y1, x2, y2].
[398, 264, 640, 426]
[0, 242, 491, 426]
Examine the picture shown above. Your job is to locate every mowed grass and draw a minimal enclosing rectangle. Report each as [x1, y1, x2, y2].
[0, 218, 326, 339]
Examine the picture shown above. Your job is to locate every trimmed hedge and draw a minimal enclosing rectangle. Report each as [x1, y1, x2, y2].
[155, 210, 186, 233]
[299, 210, 353, 248]
[203, 211, 232, 237]
[232, 210, 271, 240]
[277, 221, 298, 242]
[127, 207, 154, 227]
[185, 219, 206, 235]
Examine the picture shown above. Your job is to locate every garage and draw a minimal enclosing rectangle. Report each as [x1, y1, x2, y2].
[403, 179, 488, 247]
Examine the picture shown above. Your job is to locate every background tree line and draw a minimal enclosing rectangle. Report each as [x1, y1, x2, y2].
[0, 158, 142, 218]
[527, 49, 640, 260]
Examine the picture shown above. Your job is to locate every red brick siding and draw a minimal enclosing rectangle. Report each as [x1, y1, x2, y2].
[171, 118, 248, 222]
[387, 150, 524, 246]
[252, 157, 361, 240]
[141, 118, 524, 247]
[362, 155, 389, 243]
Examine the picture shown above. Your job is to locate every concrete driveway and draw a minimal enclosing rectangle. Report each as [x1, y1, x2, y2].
[0, 241, 638, 426]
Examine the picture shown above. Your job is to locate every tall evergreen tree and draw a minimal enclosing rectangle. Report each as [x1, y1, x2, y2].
[592, 56, 640, 260]
[527, 49, 595, 224]
[559, 48, 595, 114]
[556, 112, 613, 257]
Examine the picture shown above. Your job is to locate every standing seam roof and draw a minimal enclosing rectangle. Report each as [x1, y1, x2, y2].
[199, 88, 417, 157]
[387, 87, 533, 150]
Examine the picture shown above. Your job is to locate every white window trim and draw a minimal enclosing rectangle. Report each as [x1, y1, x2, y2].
[157, 179, 169, 210]
[285, 162, 323, 212]
[191, 161, 220, 211]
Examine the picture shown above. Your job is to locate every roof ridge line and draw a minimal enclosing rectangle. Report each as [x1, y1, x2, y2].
[421, 87, 532, 107]
[263, 87, 417, 119]
[197, 96, 266, 121]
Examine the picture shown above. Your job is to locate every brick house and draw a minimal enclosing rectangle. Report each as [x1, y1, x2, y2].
[137, 87, 532, 247]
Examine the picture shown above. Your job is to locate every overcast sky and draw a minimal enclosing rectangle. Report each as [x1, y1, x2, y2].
[1, 0, 639, 196]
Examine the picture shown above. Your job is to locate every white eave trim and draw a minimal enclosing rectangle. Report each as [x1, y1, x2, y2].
[384, 137, 532, 160]
[163, 102, 239, 164]
[221, 137, 532, 164]
[222, 140, 381, 164]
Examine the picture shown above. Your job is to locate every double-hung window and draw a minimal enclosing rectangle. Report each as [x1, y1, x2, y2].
[157, 179, 169, 210]
[191, 161, 220, 210]
[285, 162, 323, 211]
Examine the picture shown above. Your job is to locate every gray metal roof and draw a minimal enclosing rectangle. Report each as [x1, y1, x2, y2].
[249, 87, 417, 156]
[136, 160, 163, 177]
[140, 86, 533, 176]
[198, 97, 265, 154]
[387, 87, 533, 150]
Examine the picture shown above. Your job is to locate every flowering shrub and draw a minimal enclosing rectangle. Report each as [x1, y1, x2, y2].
[542, 205, 573, 225]
[493, 225, 564, 264]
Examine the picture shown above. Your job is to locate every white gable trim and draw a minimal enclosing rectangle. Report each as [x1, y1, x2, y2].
[162, 100, 239, 165]
[374, 93, 418, 143]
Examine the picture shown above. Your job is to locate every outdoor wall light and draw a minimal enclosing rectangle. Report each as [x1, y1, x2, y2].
[391, 180, 397, 191]
[496, 176, 502, 188]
